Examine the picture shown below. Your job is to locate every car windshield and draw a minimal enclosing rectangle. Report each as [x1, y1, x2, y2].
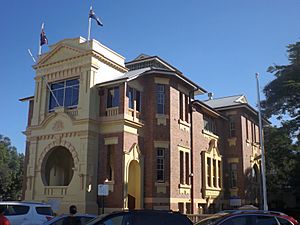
[196, 215, 224, 225]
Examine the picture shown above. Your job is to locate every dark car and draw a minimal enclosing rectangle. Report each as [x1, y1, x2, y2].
[195, 210, 299, 225]
[86, 210, 193, 225]
[43, 213, 96, 225]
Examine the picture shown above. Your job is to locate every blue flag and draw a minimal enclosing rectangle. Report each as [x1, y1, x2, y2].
[40, 24, 48, 46]
[89, 9, 103, 26]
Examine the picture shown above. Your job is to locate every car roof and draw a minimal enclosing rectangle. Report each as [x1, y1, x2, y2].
[0, 201, 52, 207]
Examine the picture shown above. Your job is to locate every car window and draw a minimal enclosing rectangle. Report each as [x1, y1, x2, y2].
[134, 213, 162, 225]
[4, 205, 30, 216]
[49, 218, 64, 225]
[163, 214, 192, 225]
[36, 206, 54, 216]
[98, 215, 128, 225]
[255, 215, 278, 225]
[277, 217, 293, 225]
[196, 216, 224, 225]
[220, 215, 248, 225]
[80, 216, 95, 224]
[133, 213, 192, 225]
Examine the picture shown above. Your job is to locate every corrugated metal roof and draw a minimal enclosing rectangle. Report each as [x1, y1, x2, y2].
[98, 67, 152, 85]
[204, 94, 248, 108]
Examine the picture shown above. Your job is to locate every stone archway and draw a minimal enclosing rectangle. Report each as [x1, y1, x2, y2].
[128, 160, 141, 210]
[38, 139, 79, 186]
[42, 146, 74, 186]
[124, 144, 143, 209]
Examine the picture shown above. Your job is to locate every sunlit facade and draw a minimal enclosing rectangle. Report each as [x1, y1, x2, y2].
[21, 37, 263, 214]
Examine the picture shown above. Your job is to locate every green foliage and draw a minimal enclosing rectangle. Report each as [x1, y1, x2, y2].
[0, 135, 24, 200]
[264, 127, 298, 196]
[262, 41, 300, 143]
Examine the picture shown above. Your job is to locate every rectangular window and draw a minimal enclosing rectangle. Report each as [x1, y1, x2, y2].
[185, 152, 189, 185]
[49, 78, 79, 111]
[106, 145, 114, 181]
[128, 87, 141, 112]
[180, 151, 184, 184]
[246, 119, 249, 140]
[136, 90, 141, 112]
[207, 158, 211, 187]
[230, 121, 236, 137]
[156, 148, 165, 182]
[230, 163, 238, 188]
[156, 84, 165, 114]
[204, 116, 216, 134]
[128, 87, 134, 109]
[185, 94, 189, 122]
[179, 92, 184, 120]
[107, 87, 119, 108]
[213, 159, 217, 187]
[218, 161, 221, 187]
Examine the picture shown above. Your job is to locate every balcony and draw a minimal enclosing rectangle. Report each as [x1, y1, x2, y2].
[106, 107, 119, 116]
[44, 186, 68, 197]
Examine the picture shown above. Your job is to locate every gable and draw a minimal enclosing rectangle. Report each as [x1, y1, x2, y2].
[38, 45, 85, 66]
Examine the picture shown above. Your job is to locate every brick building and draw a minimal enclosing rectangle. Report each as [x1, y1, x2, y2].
[21, 37, 263, 214]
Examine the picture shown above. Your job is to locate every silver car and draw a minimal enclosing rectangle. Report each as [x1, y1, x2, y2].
[0, 201, 54, 225]
[42, 213, 95, 225]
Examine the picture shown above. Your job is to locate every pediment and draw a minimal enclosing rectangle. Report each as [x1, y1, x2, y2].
[37, 44, 85, 66]
[235, 95, 248, 104]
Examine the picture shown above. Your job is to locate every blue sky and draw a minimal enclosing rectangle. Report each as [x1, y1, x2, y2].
[0, 0, 299, 153]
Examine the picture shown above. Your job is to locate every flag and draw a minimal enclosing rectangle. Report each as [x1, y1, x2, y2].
[89, 8, 103, 26]
[40, 24, 48, 46]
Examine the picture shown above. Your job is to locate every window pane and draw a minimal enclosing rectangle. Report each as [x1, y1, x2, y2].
[51, 81, 64, 90]
[107, 87, 119, 108]
[35, 207, 53, 216]
[66, 79, 79, 86]
[9, 205, 30, 215]
[255, 215, 278, 225]
[277, 217, 293, 225]
[103, 215, 124, 225]
[136, 90, 141, 111]
[128, 87, 134, 109]
[156, 84, 165, 114]
[221, 216, 248, 225]
[48, 79, 79, 111]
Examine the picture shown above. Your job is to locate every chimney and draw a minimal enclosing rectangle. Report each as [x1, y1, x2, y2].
[208, 92, 214, 100]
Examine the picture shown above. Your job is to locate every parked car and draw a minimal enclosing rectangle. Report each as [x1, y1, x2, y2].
[195, 210, 299, 225]
[86, 210, 193, 225]
[43, 213, 96, 225]
[0, 201, 54, 225]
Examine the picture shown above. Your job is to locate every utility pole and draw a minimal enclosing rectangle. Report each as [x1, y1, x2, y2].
[255, 73, 268, 211]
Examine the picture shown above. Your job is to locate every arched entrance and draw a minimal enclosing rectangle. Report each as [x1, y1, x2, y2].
[128, 160, 141, 209]
[42, 146, 74, 186]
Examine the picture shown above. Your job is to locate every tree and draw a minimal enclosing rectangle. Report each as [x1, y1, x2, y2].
[262, 41, 300, 143]
[0, 135, 24, 200]
[264, 126, 299, 208]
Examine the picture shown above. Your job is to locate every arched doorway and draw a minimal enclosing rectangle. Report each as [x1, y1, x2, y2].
[42, 146, 74, 186]
[252, 164, 261, 205]
[128, 160, 141, 209]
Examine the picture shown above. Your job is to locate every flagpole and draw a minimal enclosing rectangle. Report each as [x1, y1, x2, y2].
[88, 6, 92, 42]
[255, 72, 268, 211]
[39, 22, 44, 56]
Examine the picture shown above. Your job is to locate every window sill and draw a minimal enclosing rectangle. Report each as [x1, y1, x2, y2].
[202, 129, 219, 139]
[155, 182, 169, 186]
[178, 184, 191, 189]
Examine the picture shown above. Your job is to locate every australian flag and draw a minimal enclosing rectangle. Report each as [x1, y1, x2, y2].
[40, 28, 48, 46]
[89, 8, 103, 26]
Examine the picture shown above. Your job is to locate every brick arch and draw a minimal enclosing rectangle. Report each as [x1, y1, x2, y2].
[37, 139, 80, 171]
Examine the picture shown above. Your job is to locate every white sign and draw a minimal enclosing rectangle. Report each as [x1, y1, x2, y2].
[98, 184, 109, 196]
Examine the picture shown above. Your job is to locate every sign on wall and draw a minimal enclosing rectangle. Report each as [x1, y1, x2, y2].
[98, 184, 109, 196]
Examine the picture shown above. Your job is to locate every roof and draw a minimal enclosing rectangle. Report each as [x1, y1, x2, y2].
[204, 94, 248, 108]
[96, 67, 152, 87]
